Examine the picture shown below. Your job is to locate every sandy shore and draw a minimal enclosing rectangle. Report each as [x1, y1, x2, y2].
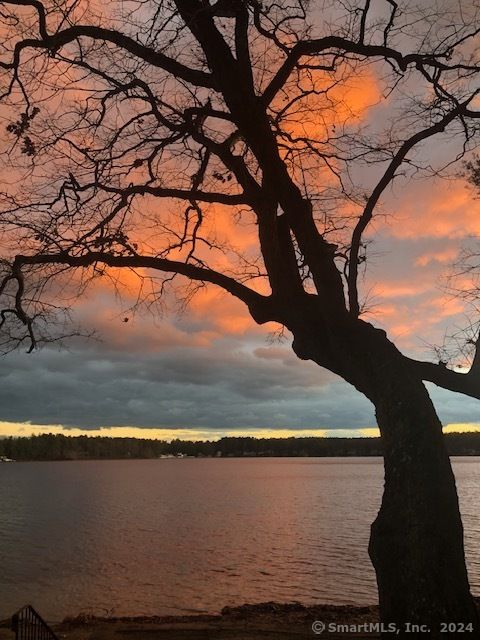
[1, 602, 380, 639]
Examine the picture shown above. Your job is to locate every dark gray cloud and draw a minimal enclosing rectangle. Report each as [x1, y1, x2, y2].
[428, 385, 480, 426]
[0, 330, 377, 431]
[0, 324, 479, 433]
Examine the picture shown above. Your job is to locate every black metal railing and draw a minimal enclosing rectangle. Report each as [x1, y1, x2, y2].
[11, 606, 58, 640]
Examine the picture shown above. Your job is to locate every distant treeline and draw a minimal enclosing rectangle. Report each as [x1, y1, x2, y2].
[1, 432, 480, 461]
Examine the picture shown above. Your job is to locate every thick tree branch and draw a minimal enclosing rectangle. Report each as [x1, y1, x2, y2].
[2, 0, 48, 38]
[175, 0, 347, 311]
[407, 357, 480, 401]
[0, 261, 37, 352]
[470, 333, 480, 376]
[90, 184, 249, 206]
[262, 36, 480, 106]
[12, 251, 272, 322]
[0, 17, 216, 88]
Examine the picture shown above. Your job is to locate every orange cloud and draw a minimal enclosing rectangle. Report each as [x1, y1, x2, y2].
[373, 282, 429, 299]
[415, 247, 459, 267]
[189, 286, 280, 337]
[381, 180, 480, 240]
[278, 66, 381, 141]
[426, 295, 465, 319]
[363, 277, 467, 348]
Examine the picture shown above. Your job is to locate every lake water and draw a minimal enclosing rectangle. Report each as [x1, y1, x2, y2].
[0, 457, 479, 622]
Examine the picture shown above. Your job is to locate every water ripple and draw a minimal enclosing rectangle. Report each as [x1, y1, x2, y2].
[0, 457, 478, 620]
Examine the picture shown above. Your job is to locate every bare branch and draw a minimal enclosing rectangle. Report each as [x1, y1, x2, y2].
[12, 251, 272, 321]
[0, 14, 216, 88]
[262, 36, 480, 106]
[348, 98, 480, 317]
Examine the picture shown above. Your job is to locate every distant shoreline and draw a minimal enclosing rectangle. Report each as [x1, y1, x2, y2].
[1, 432, 480, 461]
[4, 453, 480, 463]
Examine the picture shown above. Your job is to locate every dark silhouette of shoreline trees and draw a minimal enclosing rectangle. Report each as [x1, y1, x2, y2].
[4, 432, 480, 461]
[0, 0, 480, 635]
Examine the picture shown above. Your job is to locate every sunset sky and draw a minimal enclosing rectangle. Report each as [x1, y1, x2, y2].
[1, 1, 480, 441]
[2, 182, 480, 441]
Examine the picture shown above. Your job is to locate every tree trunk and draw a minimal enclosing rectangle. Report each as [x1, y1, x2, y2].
[290, 314, 478, 637]
[369, 374, 478, 637]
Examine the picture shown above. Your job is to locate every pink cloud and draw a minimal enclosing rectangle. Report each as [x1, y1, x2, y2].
[380, 180, 480, 240]
[415, 247, 459, 267]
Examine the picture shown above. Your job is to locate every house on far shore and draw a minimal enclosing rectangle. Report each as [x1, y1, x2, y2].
[0, 456, 15, 462]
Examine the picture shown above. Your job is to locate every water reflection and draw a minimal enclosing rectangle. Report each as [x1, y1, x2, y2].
[0, 457, 477, 621]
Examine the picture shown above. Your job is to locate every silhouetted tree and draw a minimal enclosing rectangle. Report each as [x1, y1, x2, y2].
[0, 1, 480, 635]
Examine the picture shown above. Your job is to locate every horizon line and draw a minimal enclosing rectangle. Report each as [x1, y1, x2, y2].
[0, 422, 479, 441]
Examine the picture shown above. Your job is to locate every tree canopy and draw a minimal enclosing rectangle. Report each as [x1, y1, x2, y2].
[0, 0, 479, 396]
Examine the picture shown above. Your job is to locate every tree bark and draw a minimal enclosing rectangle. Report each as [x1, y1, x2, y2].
[369, 374, 479, 637]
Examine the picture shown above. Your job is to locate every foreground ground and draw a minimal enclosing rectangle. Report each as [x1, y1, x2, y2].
[0, 602, 380, 639]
